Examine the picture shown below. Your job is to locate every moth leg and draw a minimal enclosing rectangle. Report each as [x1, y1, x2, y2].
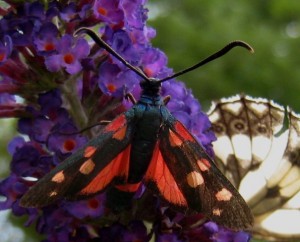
[125, 93, 137, 104]
[163, 95, 171, 105]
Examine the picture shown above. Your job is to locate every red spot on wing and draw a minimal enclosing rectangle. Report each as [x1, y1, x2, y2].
[112, 125, 127, 140]
[104, 114, 127, 133]
[145, 142, 187, 206]
[84, 146, 97, 158]
[213, 208, 222, 216]
[51, 171, 65, 183]
[79, 144, 131, 195]
[79, 158, 95, 175]
[169, 130, 183, 147]
[197, 158, 211, 171]
[173, 121, 195, 142]
[215, 188, 232, 201]
[186, 171, 204, 187]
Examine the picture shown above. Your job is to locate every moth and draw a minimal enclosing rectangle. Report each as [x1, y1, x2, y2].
[20, 28, 253, 230]
[208, 95, 300, 240]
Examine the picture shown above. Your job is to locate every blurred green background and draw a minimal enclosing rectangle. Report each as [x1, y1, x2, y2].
[1, 0, 300, 241]
[148, 0, 300, 112]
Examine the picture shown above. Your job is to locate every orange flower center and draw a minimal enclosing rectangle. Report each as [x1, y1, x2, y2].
[63, 139, 76, 152]
[0, 53, 5, 62]
[107, 83, 116, 92]
[44, 42, 55, 51]
[88, 198, 100, 209]
[63, 53, 75, 64]
[144, 67, 153, 77]
[98, 7, 107, 16]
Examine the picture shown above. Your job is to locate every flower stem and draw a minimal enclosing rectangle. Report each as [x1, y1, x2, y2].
[60, 75, 90, 135]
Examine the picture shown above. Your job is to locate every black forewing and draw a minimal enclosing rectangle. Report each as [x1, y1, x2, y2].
[20, 113, 135, 207]
[158, 113, 253, 230]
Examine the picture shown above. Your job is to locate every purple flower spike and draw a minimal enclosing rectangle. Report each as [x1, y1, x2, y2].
[141, 48, 170, 78]
[10, 144, 45, 177]
[63, 194, 105, 219]
[191, 112, 216, 156]
[209, 222, 251, 242]
[121, 0, 148, 30]
[59, 3, 77, 22]
[45, 35, 90, 74]
[33, 22, 59, 55]
[93, 0, 125, 26]
[0, 93, 15, 105]
[0, 1, 234, 241]
[7, 136, 26, 156]
[38, 89, 63, 116]
[47, 122, 87, 155]
[111, 30, 140, 65]
[156, 233, 183, 242]
[98, 62, 139, 97]
[0, 174, 23, 210]
[97, 221, 148, 242]
[0, 35, 12, 63]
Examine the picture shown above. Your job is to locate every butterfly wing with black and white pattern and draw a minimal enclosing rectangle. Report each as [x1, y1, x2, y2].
[208, 95, 300, 241]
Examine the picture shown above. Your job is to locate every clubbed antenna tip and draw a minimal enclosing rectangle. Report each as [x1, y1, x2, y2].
[158, 40, 254, 83]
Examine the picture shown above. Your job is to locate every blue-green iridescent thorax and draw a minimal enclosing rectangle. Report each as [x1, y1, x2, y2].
[125, 78, 171, 183]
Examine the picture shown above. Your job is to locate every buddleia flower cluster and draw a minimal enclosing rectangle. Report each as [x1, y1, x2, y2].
[0, 0, 250, 241]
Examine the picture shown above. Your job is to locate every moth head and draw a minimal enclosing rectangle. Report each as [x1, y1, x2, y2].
[140, 78, 162, 96]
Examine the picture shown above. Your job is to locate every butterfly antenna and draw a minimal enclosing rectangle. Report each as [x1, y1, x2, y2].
[74, 28, 150, 82]
[158, 41, 254, 83]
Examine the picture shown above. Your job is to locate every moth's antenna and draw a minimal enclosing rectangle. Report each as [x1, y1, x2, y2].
[74, 28, 150, 82]
[158, 41, 254, 83]
[75, 28, 254, 84]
